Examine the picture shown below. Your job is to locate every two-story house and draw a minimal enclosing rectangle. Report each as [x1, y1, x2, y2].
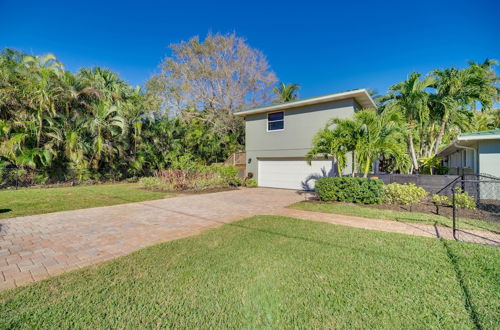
[234, 89, 376, 190]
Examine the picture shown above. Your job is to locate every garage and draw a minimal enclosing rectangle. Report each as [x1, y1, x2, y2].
[257, 158, 335, 190]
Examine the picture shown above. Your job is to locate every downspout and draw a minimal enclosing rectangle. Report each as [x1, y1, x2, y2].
[453, 143, 477, 174]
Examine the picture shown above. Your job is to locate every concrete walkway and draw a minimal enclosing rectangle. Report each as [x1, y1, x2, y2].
[1, 188, 498, 291]
[276, 208, 500, 246]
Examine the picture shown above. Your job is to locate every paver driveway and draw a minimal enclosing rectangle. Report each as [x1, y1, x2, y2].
[0, 188, 303, 290]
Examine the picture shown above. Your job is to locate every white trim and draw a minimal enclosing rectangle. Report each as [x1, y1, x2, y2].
[235, 89, 375, 117]
[266, 111, 285, 132]
[458, 134, 500, 141]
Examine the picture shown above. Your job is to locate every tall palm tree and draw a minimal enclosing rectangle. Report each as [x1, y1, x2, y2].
[273, 82, 300, 103]
[382, 72, 435, 171]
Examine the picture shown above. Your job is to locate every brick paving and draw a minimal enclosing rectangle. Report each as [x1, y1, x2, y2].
[1, 188, 498, 291]
[0, 188, 303, 290]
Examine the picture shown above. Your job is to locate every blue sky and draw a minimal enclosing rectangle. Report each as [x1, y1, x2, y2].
[1, 0, 499, 98]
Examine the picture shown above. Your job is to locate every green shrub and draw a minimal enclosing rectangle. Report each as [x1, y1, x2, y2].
[209, 164, 240, 186]
[431, 189, 476, 209]
[315, 177, 384, 204]
[383, 183, 428, 205]
[453, 188, 476, 209]
[432, 194, 450, 206]
[244, 178, 258, 188]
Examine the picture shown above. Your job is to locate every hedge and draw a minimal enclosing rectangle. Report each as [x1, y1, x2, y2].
[314, 177, 384, 204]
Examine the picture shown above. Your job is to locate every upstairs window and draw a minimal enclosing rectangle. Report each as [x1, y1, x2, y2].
[267, 111, 284, 131]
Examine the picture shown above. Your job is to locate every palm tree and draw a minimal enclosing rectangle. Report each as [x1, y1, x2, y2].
[353, 109, 407, 177]
[308, 109, 408, 177]
[307, 127, 348, 176]
[382, 72, 435, 171]
[273, 82, 300, 103]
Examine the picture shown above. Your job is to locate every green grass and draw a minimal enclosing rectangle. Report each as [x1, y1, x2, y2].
[289, 201, 500, 233]
[0, 183, 171, 219]
[1, 216, 498, 328]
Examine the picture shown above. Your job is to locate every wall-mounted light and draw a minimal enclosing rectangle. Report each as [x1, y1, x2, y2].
[248, 158, 252, 164]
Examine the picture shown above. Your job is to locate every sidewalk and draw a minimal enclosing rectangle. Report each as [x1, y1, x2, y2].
[275, 208, 500, 246]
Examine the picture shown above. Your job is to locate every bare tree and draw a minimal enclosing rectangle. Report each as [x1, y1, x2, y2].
[148, 32, 277, 134]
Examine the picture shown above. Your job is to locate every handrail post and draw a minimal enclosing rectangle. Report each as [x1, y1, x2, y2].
[452, 185, 457, 240]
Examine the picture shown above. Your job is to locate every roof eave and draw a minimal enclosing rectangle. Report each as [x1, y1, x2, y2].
[234, 89, 376, 117]
[457, 135, 500, 141]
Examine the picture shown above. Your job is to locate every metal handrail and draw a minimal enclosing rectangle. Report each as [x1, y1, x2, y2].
[450, 179, 500, 240]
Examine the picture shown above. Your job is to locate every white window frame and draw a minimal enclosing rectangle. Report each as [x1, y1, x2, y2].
[266, 111, 285, 132]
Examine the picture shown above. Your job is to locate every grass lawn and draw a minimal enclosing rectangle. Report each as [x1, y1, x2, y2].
[0, 183, 171, 219]
[1, 216, 498, 328]
[289, 201, 500, 234]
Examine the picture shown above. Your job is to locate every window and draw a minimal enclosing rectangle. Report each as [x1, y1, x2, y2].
[267, 111, 284, 131]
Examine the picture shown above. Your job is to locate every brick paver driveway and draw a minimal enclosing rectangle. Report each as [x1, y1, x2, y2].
[0, 188, 303, 290]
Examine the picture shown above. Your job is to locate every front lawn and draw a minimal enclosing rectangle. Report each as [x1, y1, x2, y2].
[0, 183, 171, 219]
[1, 216, 498, 328]
[289, 201, 500, 233]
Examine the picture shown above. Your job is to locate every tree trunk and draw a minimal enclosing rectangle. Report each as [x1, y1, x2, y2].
[408, 134, 419, 172]
[430, 117, 447, 157]
[351, 151, 356, 177]
[363, 156, 371, 178]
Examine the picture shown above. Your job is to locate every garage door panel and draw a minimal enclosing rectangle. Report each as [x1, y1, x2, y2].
[258, 158, 335, 190]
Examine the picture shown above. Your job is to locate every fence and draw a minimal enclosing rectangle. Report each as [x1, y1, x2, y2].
[224, 152, 246, 178]
[366, 174, 460, 193]
[447, 175, 500, 242]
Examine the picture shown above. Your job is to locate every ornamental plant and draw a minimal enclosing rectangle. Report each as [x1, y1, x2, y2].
[383, 183, 428, 205]
[315, 177, 384, 204]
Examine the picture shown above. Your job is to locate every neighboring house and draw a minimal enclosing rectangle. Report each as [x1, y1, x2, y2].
[438, 129, 500, 178]
[234, 89, 376, 190]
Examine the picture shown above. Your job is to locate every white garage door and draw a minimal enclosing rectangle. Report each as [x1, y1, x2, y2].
[258, 158, 335, 190]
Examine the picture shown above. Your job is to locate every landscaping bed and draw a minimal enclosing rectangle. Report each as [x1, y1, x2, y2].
[1, 216, 498, 328]
[308, 176, 500, 233]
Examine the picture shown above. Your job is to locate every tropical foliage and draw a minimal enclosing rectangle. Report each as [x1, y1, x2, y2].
[379, 60, 499, 172]
[307, 109, 409, 176]
[310, 60, 499, 174]
[0, 33, 277, 184]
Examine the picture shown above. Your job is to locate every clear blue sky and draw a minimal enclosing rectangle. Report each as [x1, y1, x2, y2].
[1, 0, 499, 98]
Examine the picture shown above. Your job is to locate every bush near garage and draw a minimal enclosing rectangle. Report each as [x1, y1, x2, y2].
[315, 177, 384, 204]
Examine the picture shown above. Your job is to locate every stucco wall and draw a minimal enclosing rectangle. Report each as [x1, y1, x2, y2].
[244, 98, 358, 181]
[478, 140, 500, 177]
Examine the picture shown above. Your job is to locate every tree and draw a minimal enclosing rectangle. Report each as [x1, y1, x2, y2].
[148, 32, 277, 137]
[308, 109, 408, 177]
[273, 82, 300, 103]
[381, 72, 435, 171]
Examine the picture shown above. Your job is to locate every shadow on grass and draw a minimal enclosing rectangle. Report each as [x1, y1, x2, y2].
[0, 209, 12, 214]
[439, 236, 482, 330]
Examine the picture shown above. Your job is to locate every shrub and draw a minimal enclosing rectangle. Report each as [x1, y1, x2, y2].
[384, 183, 428, 205]
[139, 177, 171, 191]
[432, 194, 450, 206]
[244, 178, 258, 188]
[141, 165, 240, 192]
[453, 188, 477, 209]
[315, 177, 384, 204]
[431, 189, 476, 209]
